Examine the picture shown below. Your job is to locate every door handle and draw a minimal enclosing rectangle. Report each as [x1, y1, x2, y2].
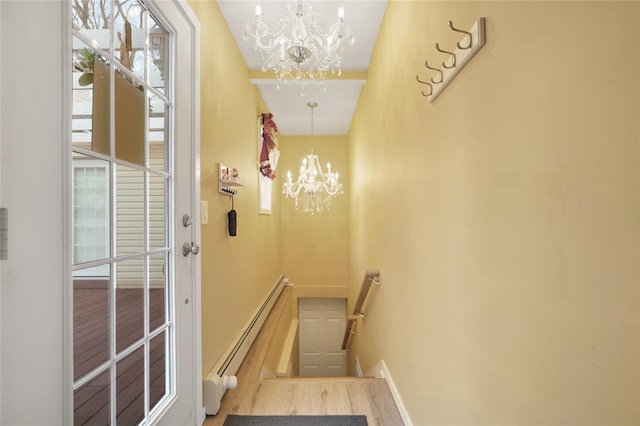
[182, 242, 200, 257]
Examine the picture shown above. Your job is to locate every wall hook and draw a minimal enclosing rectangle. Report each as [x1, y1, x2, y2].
[416, 75, 433, 96]
[448, 20, 473, 49]
[221, 187, 236, 196]
[435, 43, 457, 69]
[424, 60, 443, 84]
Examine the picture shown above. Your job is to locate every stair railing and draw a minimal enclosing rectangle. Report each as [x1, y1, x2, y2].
[342, 271, 380, 350]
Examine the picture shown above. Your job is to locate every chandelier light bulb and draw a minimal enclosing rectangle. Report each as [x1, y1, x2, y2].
[338, 7, 344, 19]
[255, 4, 262, 17]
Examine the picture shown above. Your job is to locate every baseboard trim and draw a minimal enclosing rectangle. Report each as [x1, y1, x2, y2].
[369, 360, 413, 426]
[198, 406, 206, 425]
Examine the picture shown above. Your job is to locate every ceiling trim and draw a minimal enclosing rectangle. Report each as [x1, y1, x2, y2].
[250, 79, 366, 87]
[248, 70, 369, 81]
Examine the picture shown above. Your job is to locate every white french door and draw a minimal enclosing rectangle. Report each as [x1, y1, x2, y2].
[69, 1, 201, 425]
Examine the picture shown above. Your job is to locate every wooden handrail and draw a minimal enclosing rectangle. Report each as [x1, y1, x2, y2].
[342, 271, 380, 350]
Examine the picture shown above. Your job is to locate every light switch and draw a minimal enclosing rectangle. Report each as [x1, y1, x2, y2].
[201, 201, 209, 225]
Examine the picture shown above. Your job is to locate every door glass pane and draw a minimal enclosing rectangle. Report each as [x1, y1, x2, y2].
[116, 164, 144, 256]
[116, 346, 145, 425]
[74, 369, 110, 425]
[149, 331, 167, 410]
[73, 266, 111, 381]
[72, 37, 110, 155]
[148, 12, 168, 93]
[73, 154, 110, 269]
[148, 173, 166, 250]
[149, 253, 166, 332]
[148, 93, 167, 172]
[115, 65, 146, 166]
[114, 0, 146, 79]
[72, 0, 112, 35]
[115, 257, 144, 354]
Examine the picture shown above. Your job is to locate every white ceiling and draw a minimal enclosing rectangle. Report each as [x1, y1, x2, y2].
[216, 0, 388, 135]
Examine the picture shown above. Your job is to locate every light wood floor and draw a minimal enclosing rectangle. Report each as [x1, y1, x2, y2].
[204, 287, 404, 426]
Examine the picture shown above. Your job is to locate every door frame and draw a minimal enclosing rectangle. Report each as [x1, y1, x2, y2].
[0, 1, 3, 419]
[156, 0, 203, 423]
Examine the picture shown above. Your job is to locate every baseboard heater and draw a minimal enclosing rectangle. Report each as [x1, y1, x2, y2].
[204, 275, 286, 415]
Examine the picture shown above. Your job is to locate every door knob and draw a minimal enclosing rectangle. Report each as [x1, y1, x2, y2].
[182, 242, 200, 257]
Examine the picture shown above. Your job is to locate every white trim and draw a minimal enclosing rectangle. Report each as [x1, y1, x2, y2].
[0, 0, 3, 419]
[354, 356, 363, 377]
[369, 360, 413, 426]
[62, 1, 75, 423]
[250, 78, 366, 87]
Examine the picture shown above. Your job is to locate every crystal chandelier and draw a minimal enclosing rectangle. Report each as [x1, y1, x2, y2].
[283, 102, 343, 214]
[243, 0, 354, 87]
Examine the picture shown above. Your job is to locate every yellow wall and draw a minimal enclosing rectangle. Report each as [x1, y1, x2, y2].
[189, 0, 282, 377]
[348, 1, 639, 424]
[263, 291, 294, 376]
[280, 135, 349, 289]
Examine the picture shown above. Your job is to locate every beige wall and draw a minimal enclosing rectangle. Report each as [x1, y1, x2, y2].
[189, 0, 282, 377]
[348, 1, 639, 425]
[263, 291, 295, 376]
[280, 135, 350, 289]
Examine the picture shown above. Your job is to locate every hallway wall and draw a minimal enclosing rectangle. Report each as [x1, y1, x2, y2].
[279, 135, 349, 290]
[348, 1, 639, 424]
[189, 1, 282, 377]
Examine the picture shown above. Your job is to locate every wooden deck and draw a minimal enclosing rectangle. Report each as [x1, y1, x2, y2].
[73, 280, 166, 425]
[204, 287, 405, 426]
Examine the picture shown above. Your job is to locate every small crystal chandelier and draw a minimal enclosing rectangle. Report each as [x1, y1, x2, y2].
[283, 102, 343, 214]
[243, 0, 354, 87]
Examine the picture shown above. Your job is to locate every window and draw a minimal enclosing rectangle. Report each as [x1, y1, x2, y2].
[73, 157, 109, 277]
[259, 117, 273, 214]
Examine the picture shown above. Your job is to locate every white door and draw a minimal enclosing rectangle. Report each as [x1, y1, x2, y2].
[299, 298, 347, 376]
[69, 0, 201, 424]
